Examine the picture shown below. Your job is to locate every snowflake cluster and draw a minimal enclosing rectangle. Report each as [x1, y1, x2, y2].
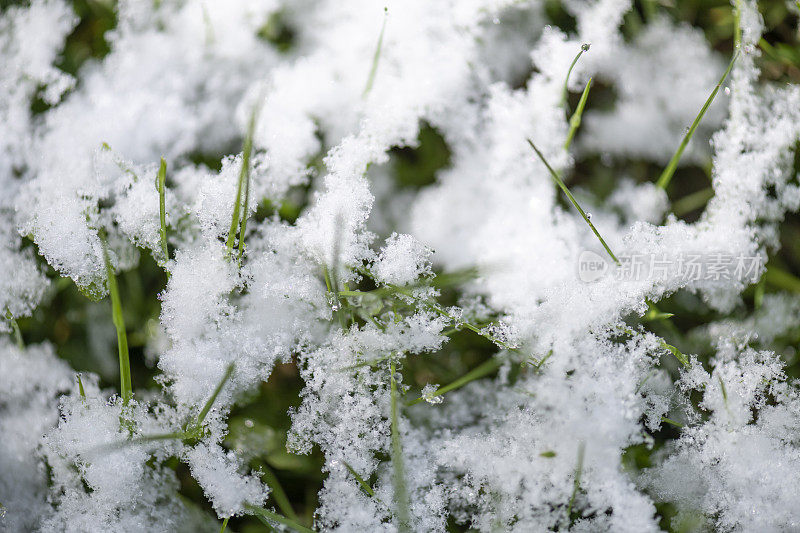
[1, 0, 800, 531]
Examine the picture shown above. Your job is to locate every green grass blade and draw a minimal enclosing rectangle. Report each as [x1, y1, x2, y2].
[362, 8, 388, 98]
[390, 362, 411, 532]
[765, 265, 800, 292]
[660, 338, 689, 368]
[661, 417, 684, 428]
[562, 44, 589, 107]
[219, 517, 229, 533]
[655, 52, 738, 191]
[226, 107, 258, 257]
[77, 374, 86, 398]
[4, 310, 23, 350]
[566, 441, 585, 525]
[527, 139, 618, 264]
[157, 158, 169, 268]
[343, 461, 375, 497]
[407, 358, 501, 406]
[245, 503, 315, 533]
[194, 363, 235, 427]
[261, 463, 301, 524]
[564, 77, 592, 150]
[672, 186, 714, 216]
[100, 232, 132, 405]
[237, 107, 259, 260]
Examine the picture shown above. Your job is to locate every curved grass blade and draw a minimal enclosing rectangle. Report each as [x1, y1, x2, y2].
[562, 44, 590, 107]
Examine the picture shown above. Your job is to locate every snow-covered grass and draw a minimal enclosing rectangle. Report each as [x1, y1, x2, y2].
[2, 0, 800, 531]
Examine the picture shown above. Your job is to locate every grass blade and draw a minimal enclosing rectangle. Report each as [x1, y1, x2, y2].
[77, 374, 86, 399]
[226, 106, 259, 258]
[655, 52, 738, 191]
[566, 441, 585, 525]
[407, 357, 501, 406]
[100, 231, 132, 406]
[237, 107, 259, 260]
[765, 265, 800, 292]
[672, 186, 714, 216]
[157, 157, 169, 268]
[343, 461, 375, 497]
[194, 362, 235, 428]
[564, 78, 592, 150]
[219, 517, 229, 533]
[260, 463, 301, 524]
[390, 362, 411, 532]
[245, 503, 315, 533]
[661, 417, 684, 428]
[363, 8, 388, 99]
[527, 139, 618, 264]
[4, 309, 23, 350]
[562, 44, 590, 107]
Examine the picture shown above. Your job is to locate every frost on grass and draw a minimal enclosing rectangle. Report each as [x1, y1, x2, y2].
[2, 0, 800, 531]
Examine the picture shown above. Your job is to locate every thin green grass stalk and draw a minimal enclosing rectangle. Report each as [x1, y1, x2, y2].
[526, 143, 690, 369]
[661, 417, 684, 428]
[225, 106, 258, 258]
[219, 517, 229, 533]
[323, 265, 348, 330]
[101, 232, 132, 406]
[407, 358, 502, 406]
[562, 44, 590, 107]
[77, 374, 86, 399]
[245, 503, 315, 533]
[754, 275, 766, 309]
[343, 461, 376, 497]
[655, 52, 738, 191]
[193, 363, 235, 428]
[672, 186, 714, 217]
[390, 361, 411, 533]
[734, 0, 742, 52]
[362, 7, 388, 98]
[237, 108, 259, 260]
[157, 158, 169, 269]
[566, 441, 585, 525]
[719, 376, 728, 406]
[261, 463, 301, 523]
[563, 78, 593, 151]
[4, 310, 23, 350]
[527, 139, 618, 263]
[765, 265, 800, 293]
